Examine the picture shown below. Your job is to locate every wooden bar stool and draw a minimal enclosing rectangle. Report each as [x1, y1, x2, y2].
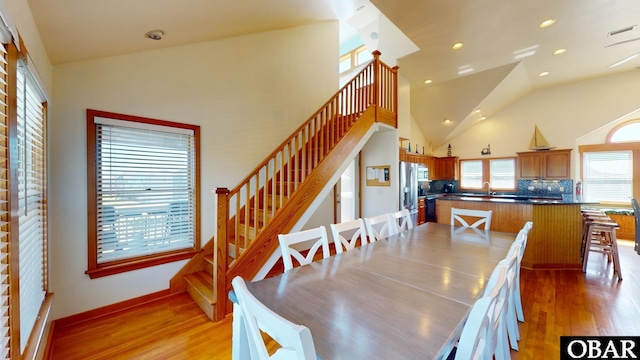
[581, 219, 622, 280]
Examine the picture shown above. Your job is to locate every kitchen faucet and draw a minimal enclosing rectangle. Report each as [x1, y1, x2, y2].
[483, 181, 491, 195]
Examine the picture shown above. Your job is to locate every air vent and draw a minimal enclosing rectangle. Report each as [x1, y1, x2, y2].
[608, 25, 636, 37]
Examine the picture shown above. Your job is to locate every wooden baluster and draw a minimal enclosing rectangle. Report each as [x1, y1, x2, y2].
[215, 187, 229, 321]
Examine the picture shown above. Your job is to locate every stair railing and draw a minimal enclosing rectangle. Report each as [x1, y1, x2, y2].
[214, 51, 397, 319]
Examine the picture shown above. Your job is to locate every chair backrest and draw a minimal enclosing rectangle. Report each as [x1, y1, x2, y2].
[631, 198, 640, 254]
[451, 208, 493, 230]
[278, 226, 330, 272]
[330, 218, 367, 253]
[231, 276, 317, 360]
[454, 296, 493, 360]
[389, 209, 414, 234]
[481, 263, 510, 360]
[364, 214, 394, 241]
[522, 221, 534, 234]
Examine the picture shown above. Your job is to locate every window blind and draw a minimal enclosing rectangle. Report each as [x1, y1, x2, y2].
[489, 159, 515, 189]
[460, 160, 482, 188]
[95, 122, 195, 263]
[17, 63, 46, 353]
[0, 43, 10, 360]
[583, 151, 632, 203]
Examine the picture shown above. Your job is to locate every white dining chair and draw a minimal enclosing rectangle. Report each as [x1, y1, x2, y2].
[330, 218, 368, 253]
[500, 241, 522, 351]
[481, 263, 510, 360]
[364, 213, 394, 241]
[278, 226, 330, 272]
[451, 207, 493, 230]
[231, 276, 318, 360]
[454, 296, 493, 360]
[388, 209, 414, 234]
[513, 226, 531, 323]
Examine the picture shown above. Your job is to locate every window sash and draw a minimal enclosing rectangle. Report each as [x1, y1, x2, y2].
[95, 123, 196, 263]
[583, 151, 632, 203]
[460, 158, 516, 191]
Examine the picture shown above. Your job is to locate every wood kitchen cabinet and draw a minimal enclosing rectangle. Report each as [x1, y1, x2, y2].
[432, 156, 458, 180]
[517, 149, 571, 179]
[417, 197, 426, 225]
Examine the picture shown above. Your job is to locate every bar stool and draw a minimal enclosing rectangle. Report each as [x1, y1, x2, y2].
[581, 218, 622, 280]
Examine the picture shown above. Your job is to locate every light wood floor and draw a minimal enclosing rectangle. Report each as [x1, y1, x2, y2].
[49, 240, 640, 360]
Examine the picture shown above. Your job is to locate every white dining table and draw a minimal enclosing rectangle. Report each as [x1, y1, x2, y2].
[244, 222, 515, 359]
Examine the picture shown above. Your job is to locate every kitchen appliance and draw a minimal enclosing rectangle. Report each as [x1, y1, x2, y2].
[399, 161, 419, 212]
[444, 183, 455, 193]
[417, 167, 429, 181]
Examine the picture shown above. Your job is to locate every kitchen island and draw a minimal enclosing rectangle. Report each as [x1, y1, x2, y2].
[437, 194, 588, 269]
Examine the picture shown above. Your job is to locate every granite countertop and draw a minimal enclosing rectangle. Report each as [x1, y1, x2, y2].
[435, 193, 595, 205]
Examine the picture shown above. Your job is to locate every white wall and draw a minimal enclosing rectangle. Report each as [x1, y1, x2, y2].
[49, 22, 339, 319]
[361, 126, 398, 217]
[436, 70, 640, 160]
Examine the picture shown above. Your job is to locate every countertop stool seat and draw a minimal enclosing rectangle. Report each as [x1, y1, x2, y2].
[581, 218, 622, 281]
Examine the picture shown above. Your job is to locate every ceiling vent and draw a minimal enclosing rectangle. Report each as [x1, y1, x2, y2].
[608, 25, 635, 37]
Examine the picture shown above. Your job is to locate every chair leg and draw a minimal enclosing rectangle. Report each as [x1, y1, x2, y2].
[609, 229, 622, 281]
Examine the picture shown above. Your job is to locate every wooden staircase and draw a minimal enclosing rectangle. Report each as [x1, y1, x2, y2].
[175, 51, 399, 321]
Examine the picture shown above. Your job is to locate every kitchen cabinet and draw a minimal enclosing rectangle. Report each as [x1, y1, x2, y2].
[517, 149, 571, 179]
[417, 197, 426, 225]
[399, 147, 434, 177]
[432, 156, 458, 180]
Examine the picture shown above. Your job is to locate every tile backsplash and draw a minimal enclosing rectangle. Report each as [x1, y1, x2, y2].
[517, 179, 573, 197]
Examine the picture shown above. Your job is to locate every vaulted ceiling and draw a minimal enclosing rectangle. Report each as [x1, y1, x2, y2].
[26, 0, 640, 148]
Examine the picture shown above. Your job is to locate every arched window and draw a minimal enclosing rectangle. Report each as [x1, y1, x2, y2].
[607, 119, 640, 143]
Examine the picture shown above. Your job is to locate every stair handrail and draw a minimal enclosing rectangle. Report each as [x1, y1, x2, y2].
[214, 51, 397, 319]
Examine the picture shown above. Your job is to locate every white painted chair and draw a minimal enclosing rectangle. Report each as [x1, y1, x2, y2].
[364, 213, 394, 242]
[481, 263, 510, 360]
[231, 276, 318, 360]
[388, 209, 414, 234]
[500, 241, 523, 351]
[453, 296, 493, 360]
[330, 218, 368, 253]
[451, 208, 493, 230]
[514, 224, 532, 323]
[278, 226, 330, 272]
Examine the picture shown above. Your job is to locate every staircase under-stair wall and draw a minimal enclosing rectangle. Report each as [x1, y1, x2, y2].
[174, 51, 399, 321]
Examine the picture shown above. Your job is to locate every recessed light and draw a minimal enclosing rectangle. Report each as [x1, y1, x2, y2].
[474, 109, 481, 113]
[452, 42, 464, 50]
[553, 48, 567, 55]
[539, 19, 556, 28]
[424, 79, 432, 84]
[480, 116, 487, 121]
[444, 118, 452, 123]
[608, 52, 640, 68]
[538, 71, 550, 77]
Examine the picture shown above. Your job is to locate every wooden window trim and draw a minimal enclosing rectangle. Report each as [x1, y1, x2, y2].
[85, 109, 201, 279]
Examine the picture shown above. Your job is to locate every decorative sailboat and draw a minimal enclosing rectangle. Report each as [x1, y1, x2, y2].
[529, 125, 556, 150]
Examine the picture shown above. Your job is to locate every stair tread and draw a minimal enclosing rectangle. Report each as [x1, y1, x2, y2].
[184, 271, 215, 303]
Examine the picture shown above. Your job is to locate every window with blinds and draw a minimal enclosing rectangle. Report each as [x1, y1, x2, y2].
[0, 43, 10, 360]
[87, 111, 199, 275]
[460, 158, 516, 190]
[583, 151, 632, 203]
[17, 62, 47, 353]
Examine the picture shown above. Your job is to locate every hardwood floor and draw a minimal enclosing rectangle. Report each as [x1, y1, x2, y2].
[49, 240, 640, 359]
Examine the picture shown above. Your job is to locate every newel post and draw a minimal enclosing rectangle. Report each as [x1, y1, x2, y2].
[392, 65, 399, 127]
[215, 187, 230, 321]
[372, 50, 381, 110]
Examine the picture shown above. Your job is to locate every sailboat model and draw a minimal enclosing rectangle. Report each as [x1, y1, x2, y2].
[529, 125, 556, 150]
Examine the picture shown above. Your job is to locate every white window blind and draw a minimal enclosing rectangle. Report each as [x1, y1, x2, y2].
[489, 159, 515, 189]
[17, 63, 46, 353]
[95, 121, 195, 263]
[0, 43, 10, 360]
[460, 160, 482, 188]
[583, 151, 632, 203]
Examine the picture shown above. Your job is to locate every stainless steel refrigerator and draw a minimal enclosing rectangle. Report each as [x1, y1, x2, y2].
[399, 161, 418, 212]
